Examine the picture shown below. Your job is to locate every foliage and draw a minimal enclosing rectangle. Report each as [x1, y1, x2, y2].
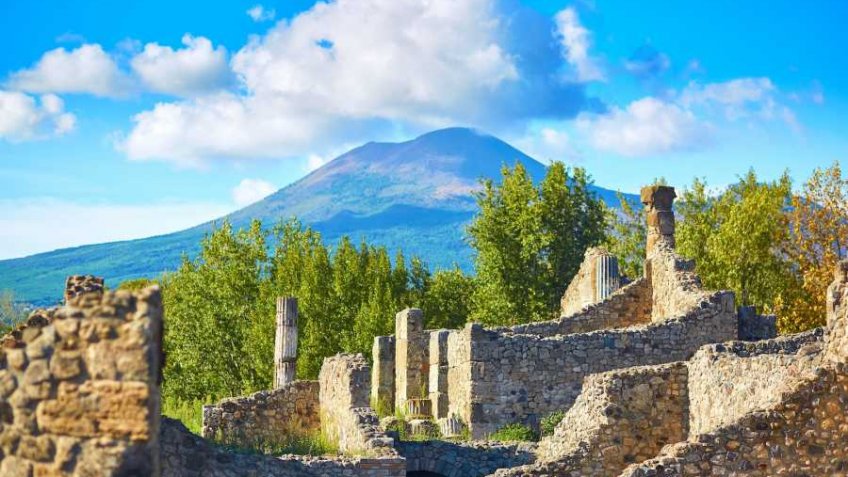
[776, 162, 848, 332]
[116, 278, 158, 292]
[540, 410, 566, 437]
[0, 290, 27, 335]
[421, 266, 475, 330]
[488, 423, 538, 442]
[604, 192, 647, 279]
[468, 162, 607, 325]
[162, 395, 205, 435]
[677, 171, 794, 311]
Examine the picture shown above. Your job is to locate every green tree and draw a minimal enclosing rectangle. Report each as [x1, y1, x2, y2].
[468, 162, 607, 325]
[676, 171, 794, 311]
[421, 267, 474, 330]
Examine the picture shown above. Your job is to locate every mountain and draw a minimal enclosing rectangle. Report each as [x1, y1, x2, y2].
[0, 128, 635, 304]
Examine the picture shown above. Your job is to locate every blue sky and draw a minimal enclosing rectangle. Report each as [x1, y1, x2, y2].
[0, 0, 846, 259]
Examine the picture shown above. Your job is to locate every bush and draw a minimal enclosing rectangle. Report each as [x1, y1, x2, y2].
[488, 423, 537, 442]
[540, 410, 565, 437]
[162, 396, 204, 435]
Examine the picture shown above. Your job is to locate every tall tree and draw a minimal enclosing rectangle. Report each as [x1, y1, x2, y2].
[603, 192, 646, 279]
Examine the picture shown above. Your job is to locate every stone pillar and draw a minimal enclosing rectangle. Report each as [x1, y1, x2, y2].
[274, 297, 298, 388]
[826, 260, 848, 362]
[395, 308, 428, 412]
[641, 185, 677, 256]
[595, 254, 621, 302]
[371, 335, 395, 412]
[64, 275, 105, 304]
[429, 329, 451, 419]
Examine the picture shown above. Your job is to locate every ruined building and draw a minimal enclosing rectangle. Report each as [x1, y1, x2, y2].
[0, 186, 846, 476]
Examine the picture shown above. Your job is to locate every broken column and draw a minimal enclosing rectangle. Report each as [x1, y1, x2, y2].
[274, 297, 298, 388]
[64, 275, 105, 304]
[641, 185, 677, 256]
[595, 252, 621, 302]
[395, 308, 428, 412]
[429, 329, 451, 419]
[371, 335, 395, 412]
[561, 248, 622, 315]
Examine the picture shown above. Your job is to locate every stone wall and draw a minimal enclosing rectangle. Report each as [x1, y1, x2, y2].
[0, 286, 163, 476]
[648, 245, 713, 322]
[319, 353, 396, 456]
[63, 275, 104, 303]
[560, 247, 622, 316]
[201, 380, 320, 446]
[394, 308, 428, 412]
[826, 259, 848, 362]
[371, 335, 395, 411]
[619, 363, 848, 477]
[493, 362, 689, 477]
[511, 277, 652, 337]
[398, 440, 535, 477]
[736, 306, 777, 341]
[162, 418, 406, 477]
[687, 330, 824, 437]
[450, 291, 736, 438]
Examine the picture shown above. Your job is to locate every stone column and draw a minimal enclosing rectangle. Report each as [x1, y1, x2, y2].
[594, 253, 621, 302]
[371, 335, 395, 412]
[641, 185, 677, 256]
[429, 329, 451, 419]
[274, 297, 298, 388]
[395, 308, 428, 412]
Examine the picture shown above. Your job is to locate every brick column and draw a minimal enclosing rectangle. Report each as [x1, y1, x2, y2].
[371, 335, 395, 412]
[395, 308, 428, 412]
[429, 330, 451, 419]
[641, 185, 677, 256]
[274, 297, 298, 388]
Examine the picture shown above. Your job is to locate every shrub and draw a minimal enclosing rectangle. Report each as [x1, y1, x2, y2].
[488, 423, 537, 442]
[540, 410, 565, 437]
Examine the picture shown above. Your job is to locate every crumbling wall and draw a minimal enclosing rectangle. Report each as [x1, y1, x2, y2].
[619, 363, 848, 477]
[319, 353, 396, 456]
[0, 286, 163, 476]
[826, 259, 848, 362]
[560, 247, 622, 316]
[648, 246, 713, 322]
[63, 275, 104, 303]
[687, 330, 823, 437]
[398, 440, 535, 477]
[493, 362, 689, 477]
[450, 291, 735, 439]
[201, 381, 320, 445]
[736, 306, 777, 341]
[511, 277, 652, 337]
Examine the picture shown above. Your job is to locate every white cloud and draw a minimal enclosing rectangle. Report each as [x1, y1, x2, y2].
[306, 154, 330, 172]
[554, 7, 605, 82]
[7, 44, 131, 97]
[0, 91, 76, 142]
[578, 97, 710, 156]
[121, 0, 524, 164]
[247, 5, 276, 22]
[512, 125, 579, 163]
[681, 77, 799, 130]
[131, 35, 231, 96]
[0, 198, 232, 260]
[232, 178, 277, 206]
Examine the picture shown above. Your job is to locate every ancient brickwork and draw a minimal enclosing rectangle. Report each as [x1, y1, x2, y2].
[371, 335, 395, 411]
[511, 277, 652, 337]
[494, 362, 689, 477]
[394, 308, 428, 412]
[162, 418, 406, 477]
[619, 363, 848, 477]
[560, 247, 622, 315]
[736, 306, 777, 341]
[451, 291, 736, 438]
[647, 245, 713, 322]
[427, 329, 451, 419]
[0, 286, 163, 476]
[687, 330, 823, 436]
[200, 380, 320, 445]
[63, 275, 104, 303]
[397, 440, 535, 477]
[319, 353, 397, 456]
[642, 185, 676, 255]
[826, 259, 848, 362]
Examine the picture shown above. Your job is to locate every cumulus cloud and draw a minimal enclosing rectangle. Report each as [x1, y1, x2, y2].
[121, 0, 595, 165]
[247, 5, 276, 22]
[131, 35, 232, 96]
[578, 97, 710, 157]
[577, 76, 798, 156]
[7, 44, 131, 97]
[555, 7, 605, 82]
[232, 178, 277, 206]
[0, 91, 76, 142]
[0, 198, 232, 260]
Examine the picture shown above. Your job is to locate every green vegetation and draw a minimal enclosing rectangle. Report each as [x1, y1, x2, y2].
[604, 192, 646, 279]
[162, 395, 204, 435]
[0, 290, 27, 334]
[540, 410, 566, 437]
[488, 423, 538, 442]
[468, 162, 607, 325]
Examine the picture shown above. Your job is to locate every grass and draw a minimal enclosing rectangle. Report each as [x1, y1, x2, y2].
[162, 396, 204, 435]
[488, 423, 538, 442]
[219, 432, 337, 456]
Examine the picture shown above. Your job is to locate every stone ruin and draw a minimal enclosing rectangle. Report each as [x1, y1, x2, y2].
[0, 184, 846, 476]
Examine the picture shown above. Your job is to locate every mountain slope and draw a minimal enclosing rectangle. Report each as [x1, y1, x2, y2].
[0, 128, 634, 304]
